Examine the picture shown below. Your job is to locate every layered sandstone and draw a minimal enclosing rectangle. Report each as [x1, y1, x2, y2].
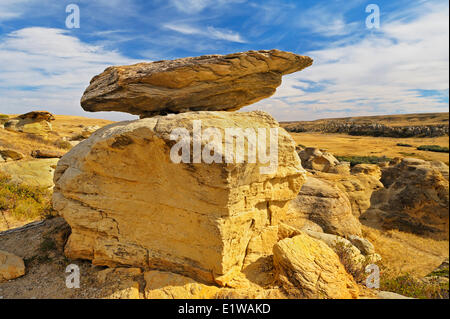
[80, 50, 313, 117]
[52, 111, 306, 284]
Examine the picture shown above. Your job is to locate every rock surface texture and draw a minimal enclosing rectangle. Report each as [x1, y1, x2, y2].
[53, 111, 306, 284]
[80, 50, 313, 117]
[362, 158, 449, 240]
[0, 158, 59, 187]
[286, 176, 361, 236]
[273, 233, 359, 299]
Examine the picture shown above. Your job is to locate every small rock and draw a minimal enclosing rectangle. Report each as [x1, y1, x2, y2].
[0, 250, 26, 282]
[0, 149, 24, 161]
[31, 149, 65, 158]
[347, 235, 376, 255]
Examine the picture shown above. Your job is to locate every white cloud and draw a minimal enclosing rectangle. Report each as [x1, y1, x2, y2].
[170, 0, 246, 14]
[0, 0, 30, 20]
[245, 1, 449, 121]
[0, 27, 140, 119]
[163, 23, 246, 43]
[296, 2, 360, 37]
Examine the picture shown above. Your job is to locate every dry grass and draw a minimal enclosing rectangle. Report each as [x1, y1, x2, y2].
[290, 132, 449, 164]
[0, 114, 113, 160]
[362, 225, 449, 278]
[0, 171, 54, 231]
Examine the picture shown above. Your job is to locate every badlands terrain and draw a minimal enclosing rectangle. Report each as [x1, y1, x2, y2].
[0, 50, 448, 299]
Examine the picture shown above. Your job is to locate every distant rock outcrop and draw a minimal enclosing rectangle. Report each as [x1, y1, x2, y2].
[4, 111, 55, 136]
[361, 158, 449, 240]
[81, 50, 313, 117]
[285, 122, 449, 138]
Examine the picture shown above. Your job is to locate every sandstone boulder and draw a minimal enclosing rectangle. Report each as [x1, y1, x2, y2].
[298, 147, 339, 172]
[0, 158, 59, 188]
[273, 233, 359, 299]
[0, 250, 25, 282]
[4, 111, 54, 136]
[286, 176, 361, 236]
[313, 170, 383, 217]
[53, 111, 306, 284]
[362, 158, 449, 239]
[81, 50, 313, 117]
[0, 149, 24, 161]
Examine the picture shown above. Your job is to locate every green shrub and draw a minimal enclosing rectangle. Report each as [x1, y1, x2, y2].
[417, 145, 449, 153]
[335, 155, 391, 167]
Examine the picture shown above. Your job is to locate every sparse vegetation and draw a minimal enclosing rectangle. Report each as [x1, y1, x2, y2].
[0, 172, 54, 221]
[380, 273, 449, 299]
[335, 155, 391, 166]
[417, 145, 449, 153]
[397, 143, 413, 147]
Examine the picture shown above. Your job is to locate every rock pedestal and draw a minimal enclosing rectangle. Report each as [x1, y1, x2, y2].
[53, 111, 305, 284]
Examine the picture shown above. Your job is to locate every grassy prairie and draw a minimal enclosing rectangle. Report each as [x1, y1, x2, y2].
[290, 132, 449, 164]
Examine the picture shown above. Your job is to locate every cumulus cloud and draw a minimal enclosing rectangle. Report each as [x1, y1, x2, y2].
[245, 1, 449, 121]
[0, 27, 139, 119]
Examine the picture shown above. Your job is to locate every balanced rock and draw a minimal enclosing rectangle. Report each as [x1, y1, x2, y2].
[53, 111, 306, 284]
[286, 176, 362, 236]
[81, 50, 313, 117]
[273, 233, 359, 299]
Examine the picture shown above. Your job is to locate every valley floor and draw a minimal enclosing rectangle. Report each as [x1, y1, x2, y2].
[291, 132, 449, 164]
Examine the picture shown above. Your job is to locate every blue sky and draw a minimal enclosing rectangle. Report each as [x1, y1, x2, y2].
[0, 0, 448, 121]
